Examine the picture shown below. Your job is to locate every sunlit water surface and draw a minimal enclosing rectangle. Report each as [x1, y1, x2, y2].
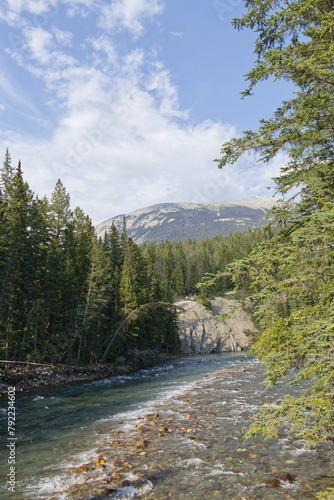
[0, 353, 333, 499]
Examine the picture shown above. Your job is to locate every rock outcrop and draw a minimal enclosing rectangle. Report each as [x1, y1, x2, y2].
[176, 296, 256, 353]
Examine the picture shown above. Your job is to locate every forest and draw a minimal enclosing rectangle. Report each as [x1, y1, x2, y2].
[0, 151, 267, 366]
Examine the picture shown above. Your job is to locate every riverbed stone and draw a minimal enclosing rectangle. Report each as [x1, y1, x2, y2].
[136, 440, 149, 449]
[58, 363, 334, 500]
[265, 478, 280, 487]
[278, 472, 296, 483]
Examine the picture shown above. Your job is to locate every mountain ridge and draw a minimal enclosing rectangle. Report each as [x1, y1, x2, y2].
[95, 196, 276, 244]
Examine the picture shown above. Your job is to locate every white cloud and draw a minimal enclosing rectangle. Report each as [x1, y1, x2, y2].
[0, 0, 281, 225]
[20, 26, 77, 70]
[26, 0, 57, 15]
[23, 26, 53, 64]
[100, 0, 164, 36]
[53, 27, 73, 46]
[146, 62, 186, 118]
[0, 0, 57, 22]
[235, 151, 288, 196]
[1, 101, 279, 225]
[1, 0, 96, 27]
[1, 53, 240, 223]
[90, 35, 118, 64]
[170, 31, 184, 38]
[121, 48, 145, 76]
[0, 70, 40, 113]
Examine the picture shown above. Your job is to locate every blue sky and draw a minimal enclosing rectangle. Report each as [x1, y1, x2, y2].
[0, 0, 292, 224]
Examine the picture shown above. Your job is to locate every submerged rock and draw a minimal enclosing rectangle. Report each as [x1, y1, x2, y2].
[278, 472, 296, 483]
[265, 478, 280, 487]
[136, 440, 149, 449]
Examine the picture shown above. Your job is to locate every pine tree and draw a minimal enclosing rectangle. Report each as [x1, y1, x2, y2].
[78, 237, 115, 363]
[120, 258, 138, 314]
[0, 148, 14, 199]
[121, 214, 128, 256]
[50, 179, 72, 239]
[0, 162, 34, 359]
[71, 206, 95, 297]
[0, 189, 10, 359]
[24, 196, 51, 360]
[107, 222, 123, 314]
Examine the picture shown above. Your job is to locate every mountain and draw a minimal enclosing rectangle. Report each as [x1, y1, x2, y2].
[95, 196, 276, 244]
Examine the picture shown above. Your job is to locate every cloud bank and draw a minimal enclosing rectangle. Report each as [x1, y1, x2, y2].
[0, 0, 282, 223]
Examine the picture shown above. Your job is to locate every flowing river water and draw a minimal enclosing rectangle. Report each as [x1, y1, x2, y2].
[0, 353, 333, 499]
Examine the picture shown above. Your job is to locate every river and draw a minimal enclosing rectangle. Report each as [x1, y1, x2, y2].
[0, 353, 333, 499]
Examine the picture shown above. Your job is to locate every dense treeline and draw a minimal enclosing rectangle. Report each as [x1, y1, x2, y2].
[0, 150, 267, 365]
[141, 228, 271, 299]
[0, 150, 180, 364]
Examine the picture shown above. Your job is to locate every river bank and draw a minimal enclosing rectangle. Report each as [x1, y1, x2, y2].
[0, 296, 256, 397]
[44, 361, 333, 500]
[0, 354, 174, 396]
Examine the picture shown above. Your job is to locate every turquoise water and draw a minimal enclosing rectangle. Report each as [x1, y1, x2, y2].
[0, 353, 253, 498]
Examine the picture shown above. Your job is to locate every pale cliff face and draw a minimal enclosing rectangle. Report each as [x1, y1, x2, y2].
[95, 196, 275, 243]
[175, 297, 256, 354]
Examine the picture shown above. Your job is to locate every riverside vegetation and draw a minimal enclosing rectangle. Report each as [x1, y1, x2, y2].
[0, 150, 268, 370]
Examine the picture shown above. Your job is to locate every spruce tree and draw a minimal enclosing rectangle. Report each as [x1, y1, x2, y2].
[0, 162, 34, 359]
[120, 258, 138, 314]
[80, 237, 114, 363]
[108, 222, 123, 313]
[0, 149, 14, 199]
[216, 0, 334, 443]
[50, 179, 72, 239]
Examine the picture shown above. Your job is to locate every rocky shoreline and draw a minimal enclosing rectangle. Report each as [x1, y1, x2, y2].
[0, 355, 173, 396]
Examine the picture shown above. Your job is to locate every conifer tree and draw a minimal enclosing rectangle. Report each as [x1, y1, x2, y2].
[217, 0, 334, 443]
[121, 214, 128, 256]
[0, 189, 10, 359]
[0, 162, 34, 359]
[120, 258, 138, 313]
[71, 206, 95, 295]
[76, 237, 112, 363]
[50, 179, 72, 239]
[107, 222, 123, 313]
[24, 196, 51, 359]
[0, 148, 14, 199]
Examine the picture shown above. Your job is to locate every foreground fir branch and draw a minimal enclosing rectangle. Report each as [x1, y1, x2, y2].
[245, 394, 334, 445]
[216, 0, 334, 447]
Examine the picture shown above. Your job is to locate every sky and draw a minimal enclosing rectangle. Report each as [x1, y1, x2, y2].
[0, 0, 293, 224]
